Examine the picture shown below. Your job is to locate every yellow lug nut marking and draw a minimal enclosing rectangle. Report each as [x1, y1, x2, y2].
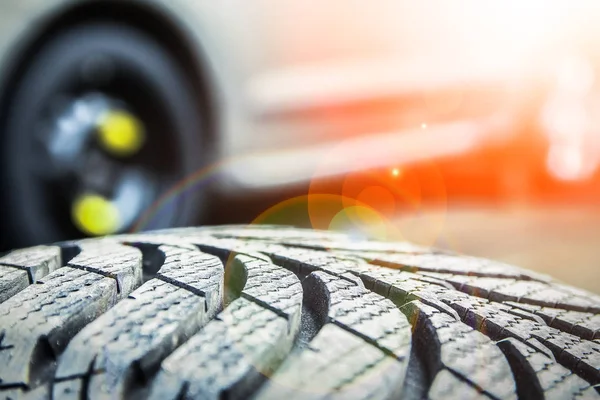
[97, 110, 145, 156]
[72, 194, 121, 236]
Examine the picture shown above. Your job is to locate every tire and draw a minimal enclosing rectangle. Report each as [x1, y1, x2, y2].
[1, 22, 209, 250]
[0, 226, 599, 399]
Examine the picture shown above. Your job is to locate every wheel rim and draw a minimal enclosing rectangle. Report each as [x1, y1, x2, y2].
[32, 91, 178, 237]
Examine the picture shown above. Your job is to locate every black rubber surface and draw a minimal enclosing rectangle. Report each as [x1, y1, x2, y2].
[0, 226, 599, 399]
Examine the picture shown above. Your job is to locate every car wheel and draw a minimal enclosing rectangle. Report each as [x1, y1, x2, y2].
[1, 22, 209, 249]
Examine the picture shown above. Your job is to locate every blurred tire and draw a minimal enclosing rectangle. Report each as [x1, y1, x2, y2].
[1, 23, 209, 249]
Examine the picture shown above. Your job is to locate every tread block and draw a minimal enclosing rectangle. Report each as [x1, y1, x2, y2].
[311, 271, 412, 360]
[150, 299, 288, 399]
[147, 254, 302, 399]
[426, 286, 600, 386]
[255, 270, 412, 399]
[0, 244, 142, 395]
[348, 266, 600, 389]
[0, 245, 62, 282]
[409, 271, 600, 313]
[429, 369, 491, 400]
[0, 267, 117, 392]
[401, 301, 516, 400]
[0, 265, 29, 304]
[254, 324, 405, 400]
[0, 246, 61, 303]
[507, 302, 600, 340]
[363, 253, 542, 280]
[497, 338, 599, 400]
[67, 242, 143, 298]
[53, 246, 223, 399]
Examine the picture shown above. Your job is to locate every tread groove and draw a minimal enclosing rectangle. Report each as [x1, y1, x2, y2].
[445, 367, 497, 400]
[0, 262, 35, 284]
[328, 319, 404, 362]
[154, 274, 208, 297]
[80, 356, 96, 400]
[67, 263, 127, 294]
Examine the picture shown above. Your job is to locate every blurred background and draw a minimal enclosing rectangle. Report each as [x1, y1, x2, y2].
[0, 1, 599, 292]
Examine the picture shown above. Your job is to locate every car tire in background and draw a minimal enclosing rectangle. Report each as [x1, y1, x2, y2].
[1, 22, 210, 250]
[0, 226, 598, 399]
